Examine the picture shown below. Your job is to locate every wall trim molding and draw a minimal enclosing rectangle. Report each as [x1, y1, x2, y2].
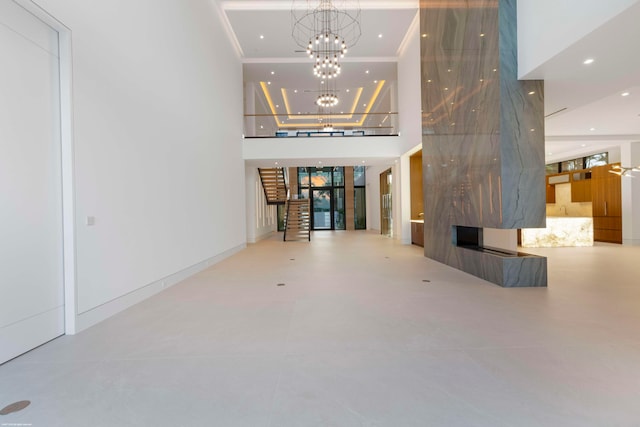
[74, 243, 246, 333]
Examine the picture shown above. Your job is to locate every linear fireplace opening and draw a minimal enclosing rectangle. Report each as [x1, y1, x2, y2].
[452, 226, 483, 249]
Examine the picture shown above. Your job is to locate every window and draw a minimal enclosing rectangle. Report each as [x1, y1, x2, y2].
[561, 158, 583, 172]
[354, 187, 366, 229]
[545, 163, 560, 175]
[547, 152, 610, 174]
[310, 167, 332, 187]
[354, 166, 366, 230]
[298, 167, 309, 187]
[585, 152, 608, 168]
[354, 165, 366, 186]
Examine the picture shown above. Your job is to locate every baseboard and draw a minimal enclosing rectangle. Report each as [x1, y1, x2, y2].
[1, 306, 64, 364]
[248, 230, 275, 244]
[623, 238, 640, 246]
[73, 243, 246, 334]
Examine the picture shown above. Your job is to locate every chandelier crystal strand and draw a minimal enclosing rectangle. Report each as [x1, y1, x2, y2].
[292, 0, 361, 79]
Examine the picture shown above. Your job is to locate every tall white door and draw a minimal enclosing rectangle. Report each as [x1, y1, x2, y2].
[0, 0, 65, 364]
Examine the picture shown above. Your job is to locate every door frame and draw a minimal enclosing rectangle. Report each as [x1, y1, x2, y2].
[13, 0, 78, 334]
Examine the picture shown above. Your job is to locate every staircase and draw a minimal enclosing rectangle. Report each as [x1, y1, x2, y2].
[258, 167, 288, 205]
[283, 198, 311, 242]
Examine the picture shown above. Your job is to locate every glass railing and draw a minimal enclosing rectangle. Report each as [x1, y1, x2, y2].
[243, 112, 399, 138]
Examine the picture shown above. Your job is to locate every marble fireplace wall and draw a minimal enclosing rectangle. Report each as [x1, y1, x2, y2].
[420, 0, 547, 287]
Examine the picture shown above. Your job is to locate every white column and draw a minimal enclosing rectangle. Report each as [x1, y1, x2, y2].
[398, 154, 412, 244]
[621, 141, 640, 246]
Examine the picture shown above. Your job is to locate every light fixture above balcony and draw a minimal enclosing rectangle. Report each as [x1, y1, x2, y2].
[292, 0, 361, 79]
[316, 93, 339, 107]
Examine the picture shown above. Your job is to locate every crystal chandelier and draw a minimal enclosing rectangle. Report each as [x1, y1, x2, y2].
[316, 93, 339, 107]
[292, 0, 361, 79]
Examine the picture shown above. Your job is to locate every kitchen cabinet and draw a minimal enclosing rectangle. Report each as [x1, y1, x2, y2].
[591, 163, 622, 243]
[570, 171, 592, 202]
[411, 221, 424, 247]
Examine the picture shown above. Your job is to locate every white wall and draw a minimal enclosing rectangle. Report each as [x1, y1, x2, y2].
[366, 165, 387, 232]
[396, 11, 422, 244]
[621, 142, 640, 245]
[243, 136, 404, 164]
[397, 11, 422, 154]
[34, 0, 246, 331]
[245, 167, 277, 243]
[518, 0, 640, 77]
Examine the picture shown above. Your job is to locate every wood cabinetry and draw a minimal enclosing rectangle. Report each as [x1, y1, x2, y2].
[411, 221, 424, 247]
[546, 170, 593, 203]
[569, 171, 592, 202]
[591, 163, 622, 243]
[410, 151, 424, 219]
[546, 182, 556, 203]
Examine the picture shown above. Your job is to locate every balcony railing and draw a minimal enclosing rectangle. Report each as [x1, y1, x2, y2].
[243, 112, 399, 138]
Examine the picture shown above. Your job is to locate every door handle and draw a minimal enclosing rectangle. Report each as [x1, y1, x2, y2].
[604, 201, 608, 216]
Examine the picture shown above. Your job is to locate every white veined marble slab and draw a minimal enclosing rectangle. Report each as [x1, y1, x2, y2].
[521, 217, 594, 247]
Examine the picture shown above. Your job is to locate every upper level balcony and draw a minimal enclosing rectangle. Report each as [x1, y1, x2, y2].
[243, 111, 399, 138]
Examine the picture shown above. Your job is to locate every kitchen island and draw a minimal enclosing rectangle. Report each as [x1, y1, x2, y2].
[521, 216, 593, 247]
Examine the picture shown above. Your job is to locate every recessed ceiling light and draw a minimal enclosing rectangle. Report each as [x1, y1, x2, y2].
[363, 103, 367, 107]
[493, 68, 497, 72]
[346, 89, 350, 92]
[270, 71, 275, 75]
[530, 128, 535, 132]
[275, 162, 278, 165]
[444, 87, 449, 91]
[528, 91, 536, 95]
[362, 160, 366, 163]
[259, 35, 264, 39]
[583, 58, 595, 65]
[590, 127, 596, 131]
[581, 144, 587, 147]
[276, 104, 279, 108]
[267, 81, 271, 85]
[365, 70, 370, 74]
[622, 92, 631, 97]
[294, 89, 298, 93]
[422, 34, 427, 38]
[374, 80, 378, 83]
[378, 34, 383, 38]
[260, 125, 264, 129]
[321, 80, 325, 84]
[480, 33, 485, 37]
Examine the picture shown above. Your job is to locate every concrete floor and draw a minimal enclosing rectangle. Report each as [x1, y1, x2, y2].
[1, 231, 640, 426]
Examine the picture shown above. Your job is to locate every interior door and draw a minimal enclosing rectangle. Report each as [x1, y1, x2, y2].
[0, 0, 65, 364]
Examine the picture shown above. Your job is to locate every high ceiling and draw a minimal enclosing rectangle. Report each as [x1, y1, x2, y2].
[221, 0, 417, 139]
[220, 0, 640, 163]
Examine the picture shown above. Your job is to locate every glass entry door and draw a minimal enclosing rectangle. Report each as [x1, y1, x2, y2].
[312, 189, 332, 230]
